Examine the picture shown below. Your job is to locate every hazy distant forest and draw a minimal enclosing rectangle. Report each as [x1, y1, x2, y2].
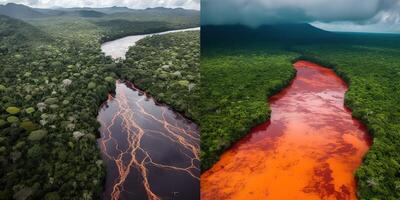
[0, 3, 199, 199]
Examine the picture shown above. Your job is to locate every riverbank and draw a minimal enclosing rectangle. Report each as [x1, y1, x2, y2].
[117, 30, 200, 119]
[201, 60, 371, 199]
[97, 30, 200, 199]
[199, 49, 296, 170]
[101, 27, 200, 59]
[98, 80, 199, 200]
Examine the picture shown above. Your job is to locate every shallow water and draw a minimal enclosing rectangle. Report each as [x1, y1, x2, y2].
[201, 61, 371, 200]
[100, 27, 200, 59]
[97, 80, 199, 200]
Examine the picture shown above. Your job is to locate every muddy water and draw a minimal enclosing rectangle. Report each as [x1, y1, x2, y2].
[201, 61, 371, 200]
[97, 80, 199, 200]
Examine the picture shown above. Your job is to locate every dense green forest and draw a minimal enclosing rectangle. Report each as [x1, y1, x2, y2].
[0, 3, 199, 42]
[121, 31, 200, 118]
[0, 15, 50, 49]
[0, 4, 199, 199]
[200, 24, 400, 199]
[0, 16, 116, 199]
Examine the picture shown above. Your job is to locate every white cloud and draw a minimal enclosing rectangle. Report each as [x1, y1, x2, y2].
[312, 21, 400, 33]
[0, 0, 199, 10]
[313, 0, 400, 33]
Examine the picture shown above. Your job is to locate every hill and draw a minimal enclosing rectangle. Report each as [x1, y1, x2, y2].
[0, 3, 47, 19]
[0, 15, 50, 50]
[0, 3, 199, 21]
[56, 6, 132, 14]
[201, 23, 334, 46]
[70, 10, 107, 18]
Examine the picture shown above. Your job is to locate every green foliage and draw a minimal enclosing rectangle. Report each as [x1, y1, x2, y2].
[44, 192, 61, 200]
[0, 120, 5, 127]
[6, 106, 20, 114]
[25, 107, 35, 114]
[27, 145, 42, 160]
[87, 82, 97, 89]
[26, 8, 199, 43]
[0, 15, 51, 49]
[6, 116, 19, 123]
[121, 31, 200, 118]
[199, 49, 296, 170]
[27, 130, 47, 141]
[20, 120, 38, 131]
[104, 76, 114, 83]
[96, 20, 170, 42]
[0, 14, 115, 199]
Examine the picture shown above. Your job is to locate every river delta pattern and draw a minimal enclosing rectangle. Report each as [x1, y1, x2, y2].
[201, 61, 371, 200]
[97, 81, 200, 200]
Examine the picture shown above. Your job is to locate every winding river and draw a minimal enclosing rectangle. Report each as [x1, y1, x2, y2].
[101, 27, 200, 59]
[201, 61, 371, 200]
[98, 28, 200, 200]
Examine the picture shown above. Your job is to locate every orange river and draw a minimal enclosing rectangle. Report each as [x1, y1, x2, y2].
[201, 60, 371, 200]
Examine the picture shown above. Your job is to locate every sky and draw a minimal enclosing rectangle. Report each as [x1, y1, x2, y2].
[0, 0, 200, 10]
[202, 0, 400, 33]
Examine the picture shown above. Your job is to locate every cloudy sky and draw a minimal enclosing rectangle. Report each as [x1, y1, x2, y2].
[202, 0, 400, 33]
[0, 0, 199, 10]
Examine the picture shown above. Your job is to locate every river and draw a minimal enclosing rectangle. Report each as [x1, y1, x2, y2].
[101, 27, 200, 59]
[97, 81, 199, 200]
[98, 27, 200, 200]
[201, 60, 371, 200]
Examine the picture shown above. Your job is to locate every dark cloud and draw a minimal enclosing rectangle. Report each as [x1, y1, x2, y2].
[202, 0, 400, 32]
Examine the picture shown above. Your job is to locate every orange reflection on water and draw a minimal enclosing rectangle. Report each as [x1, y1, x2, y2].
[201, 61, 371, 200]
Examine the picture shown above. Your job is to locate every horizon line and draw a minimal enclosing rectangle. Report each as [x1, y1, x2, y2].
[0, 2, 200, 11]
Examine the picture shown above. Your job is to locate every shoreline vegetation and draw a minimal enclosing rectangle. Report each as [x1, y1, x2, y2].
[120, 31, 200, 119]
[0, 4, 199, 199]
[200, 24, 400, 199]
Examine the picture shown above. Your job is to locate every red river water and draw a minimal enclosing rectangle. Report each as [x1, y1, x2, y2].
[201, 61, 371, 200]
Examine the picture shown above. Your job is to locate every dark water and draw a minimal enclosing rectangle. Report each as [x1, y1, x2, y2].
[201, 61, 371, 200]
[97, 80, 200, 200]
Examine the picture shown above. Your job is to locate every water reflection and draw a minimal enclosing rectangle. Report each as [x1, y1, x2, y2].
[98, 80, 199, 200]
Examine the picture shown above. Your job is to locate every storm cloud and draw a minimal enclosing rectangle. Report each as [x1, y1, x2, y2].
[202, 0, 400, 32]
[0, 0, 200, 10]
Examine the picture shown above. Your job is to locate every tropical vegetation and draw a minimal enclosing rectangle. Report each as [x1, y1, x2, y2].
[121, 31, 200, 118]
[0, 4, 199, 199]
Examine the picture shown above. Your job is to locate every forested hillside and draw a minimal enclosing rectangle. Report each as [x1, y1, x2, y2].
[0, 16, 50, 49]
[0, 3, 47, 19]
[0, 3, 199, 43]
